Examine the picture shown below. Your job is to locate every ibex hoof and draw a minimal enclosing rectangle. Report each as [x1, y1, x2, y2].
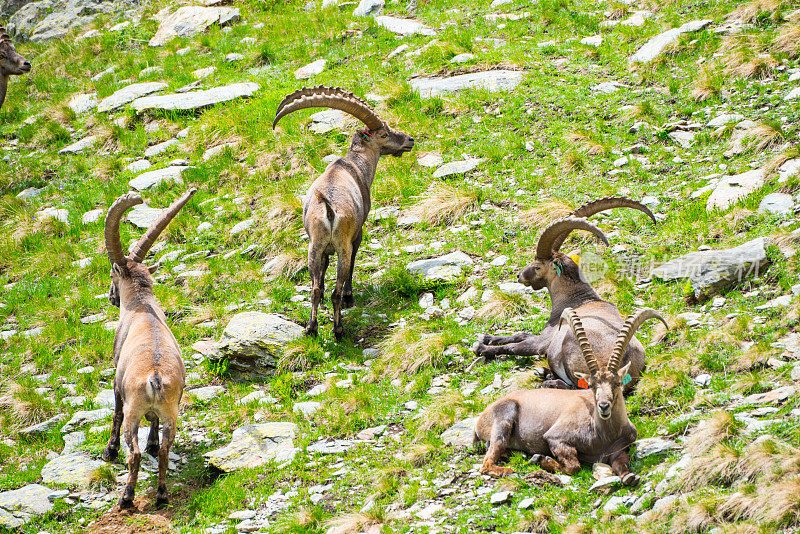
[622, 473, 640, 487]
[342, 294, 355, 308]
[101, 447, 118, 462]
[155, 495, 169, 509]
[305, 324, 318, 337]
[472, 342, 486, 356]
[118, 497, 136, 511]
[145, 444, 159, 458]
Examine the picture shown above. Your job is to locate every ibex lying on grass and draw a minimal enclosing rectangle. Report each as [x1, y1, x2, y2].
[475, 307, 666, 484]
[101, 189, 196, 510]
[273, 86, 414, 340]
[474, 197, 657, 392]
[0, 28, 31, 112]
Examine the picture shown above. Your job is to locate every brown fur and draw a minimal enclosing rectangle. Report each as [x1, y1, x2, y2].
[0, 29, 31, 111]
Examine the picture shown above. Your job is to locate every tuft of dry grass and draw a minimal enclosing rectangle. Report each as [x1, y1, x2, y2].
[378, 326, 447, 377]
[566, 131, 607, 156]
[475, 290, 533, 321]
[746, 123, 785, 151]
[691, 65, 723, 102]
[400, 443, 436, 467]
[720, 476, 800, 526]
[516, 508, 552, 534]
[406, 181, 480, 226]
[728, 0, 785, 23]
[775, 22, 800, 57]
[669, 498, 720, 534]
[518, 199, 572, 228]
[323, 512, 381, 534]
[415, 389, 472, 435]
[562, 151, 585, 173]
[686, 411, 740, 456]
[681, 442, 743, 489]
[264, 251, 306, 280]
[720, 36, 776, 79]
[0, 382, 56, 428]
[262, 192, 303, 233]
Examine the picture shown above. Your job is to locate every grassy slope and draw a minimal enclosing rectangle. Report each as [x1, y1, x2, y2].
[0, 0, 799, 532]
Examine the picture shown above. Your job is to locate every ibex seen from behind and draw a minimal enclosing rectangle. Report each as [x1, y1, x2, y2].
[475, 307, 667, 485]
[474, 197, 658, 393]
[102, 189, 196, 510]
[273, 86, 414, 340]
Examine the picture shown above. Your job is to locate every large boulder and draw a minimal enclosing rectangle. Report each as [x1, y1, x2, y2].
[0, 0, 35, 18]
[651, 237, 769, 299]
[628, 19, 712, 64]
[204, 422, 298, 472]
[131, 82, 260, 112]
[211, 312, 305, 374]
[0, 484, 54, 529]
[149, 5, 240, 46]
[8, 0, 135, 42]
[40, 452, 107, 486]
[410, 70, 524, 98]
[97, 82, 168, 112]
[706, 168, 766, 211]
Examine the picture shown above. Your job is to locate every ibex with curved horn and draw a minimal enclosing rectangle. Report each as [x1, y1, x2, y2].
[475, 307, 667, 483]
[0, 28, 31, 112]
[274, 86, 414, 339]
[474, 197, 658, 393]
[101, 189, 196, 510]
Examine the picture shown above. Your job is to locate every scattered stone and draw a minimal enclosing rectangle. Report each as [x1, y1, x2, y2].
[202, 142, 237, 161]
[450, 52, 476, 63]
[131, 82, 260, 112]
[707, 113, 745, 128]
[61, 408, 112, 433]
[374, 15, 436, 36]
[417, 152, 444, 168]
[293, 401, 321, 417]
[307, 438, 357, 454]
[778, 159, 800, 182]
[628, 20, 713, 63]
[590, 475, 620, 493]
[410, 70, 523, 97]
[213, 312, 305, 374]
[230, 219, 254, 235]
[754, 295, 793, 310]
[353, 0, 383, 17]
[356, 424, 386, 440]
[694, 373, 712, 387]
[0, 484, 54, 529]
[127, 204, 163, 229]
[97, 82, 168, 112]
[651, 237, 769, 299]
[205, 423, 298, 472]
[68, 92, 97, 114]
[149, 6, 240, 46]
[225, 52, 244, 62]
[490, 490, 513, 504]
[188, 385, 226, 402]
[730, 385, 796, 408]
[406, 251, 474, 281]
[308, 109, 350, 134]
[16, 187, 43, 200]
[41, 452, 106, 487]
[36, 207, 69, 224]
[432, 158, 485, 178]
[706, 168, 766, 211]
[143, 139, 178, 158]
[129, 166, 190, 191]
[19, 414, 67, 438]
[415, 503, 443, 520]
[758, 193, 794, 216]
[441, 416, 478, 448]
[58, 135, 99, 154]
[580, 35, 602, 47]
[668, 130, 696, 149]
[294, 59, 327, 79]
[634, 437, 678, 458]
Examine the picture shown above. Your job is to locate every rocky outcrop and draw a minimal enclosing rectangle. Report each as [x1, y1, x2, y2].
[131, 82, 260, 112]
[40, 452, 107, 486]
[205, 422, 298, 472]
[148, 6, 240, 47]
[0, 484, 54, 529]
[8, 0, 135, 42]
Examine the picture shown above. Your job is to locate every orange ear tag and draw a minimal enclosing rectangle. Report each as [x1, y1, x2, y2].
[577, 378, 589, 389]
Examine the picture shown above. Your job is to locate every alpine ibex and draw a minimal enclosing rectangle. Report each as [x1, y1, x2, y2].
[101, 189, 196, 510]
[475, 307, 666, 484]
[0, 28, 31, 112]
[474, 197, 657, 393]
[273, 86, 414, 340]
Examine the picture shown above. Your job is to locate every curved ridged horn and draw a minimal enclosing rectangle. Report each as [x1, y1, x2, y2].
[105, 193, 143, 266]
[129, 188, 197, 263]
[552, 197, 656, 252]
[273, 86, 384, 131]
[535, 217, 608, 260]
[608, 308, 669, 373]
[560, 308, 600, 375]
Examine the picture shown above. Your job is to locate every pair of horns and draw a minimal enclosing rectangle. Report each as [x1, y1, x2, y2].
[273, 86, 385, 131]
[105, 189, 197, 266]
[560, 307, 668, 375]
[535, 197, 656, 260]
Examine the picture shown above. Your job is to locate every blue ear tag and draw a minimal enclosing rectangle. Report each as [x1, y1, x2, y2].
[622, 373, 632, 386]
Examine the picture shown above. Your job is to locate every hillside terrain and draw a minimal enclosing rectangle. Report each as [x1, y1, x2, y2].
[0, 0, 800, 533]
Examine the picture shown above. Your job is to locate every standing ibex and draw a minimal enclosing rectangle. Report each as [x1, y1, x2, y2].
[0, 27, 31, 112]
[101, 189, 196, 510]
[474, 197, 657, 392]
[475, 307, 666, 484]
[273, 86, 414, 340]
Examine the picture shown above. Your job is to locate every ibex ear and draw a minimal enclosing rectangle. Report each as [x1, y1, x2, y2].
[573, 371, 591, 389]
[148, 263, 159, 274]
[617, 361, 632, 382]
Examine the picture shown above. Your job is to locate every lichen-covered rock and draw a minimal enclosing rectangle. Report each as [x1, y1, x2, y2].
[149, 6, 240, 46]
[205, 422, 298, 472]
[131, 82, 260, 112]
[441, 416, 478, 448]
[212, 312, 305, 374]
[651, 237, 769, 299]
[18, 413, 66, 437]
[706, 168, 766, 211]
[628, 19, 712, 63]
[40, 452, 106, 486]
[61, 407, 112, 433]
[97, 82, 168, 112]
[9, 0, 136, 42]
[0, 484, 54, 529]
[406, 251, 474, 281]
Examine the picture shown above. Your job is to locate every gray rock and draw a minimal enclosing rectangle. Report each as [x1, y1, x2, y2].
[778, 159, 800, 182]
[432, 158, 485, 178]
[80, 208, 103, 224]
[490, 490, 513, 504]
[707, 113, 744, 128]
[591, 81, 624, 94]
[126, 204, 162, 229]
[126, 159, 152, 173]
[19, 413, 67, 437]
[97, 82, 168, 112]
[205, 423, 298, 472]
[294, 59, 326, 80]
[149, 6, 240, 46]
[694, 373, 712, 387]
[0, 0, 34, 18]
[188, 385, 226, 402]
[61, 408, 112, 433]
[706, 168, 766, 211]
[237, 390, 278, 406]
[374, 15, 435, 35]
[356, 424, 386, 440]
[307, 438, 357, 454]
[93, 388, 115, 408]
[450, 52, 475, 63]
[202, 142, 237, 161]
[68, 92, 97, 114]
[230, 219, 254, 235]
[785, 87, 800, 101]
[143, 139, 178, 158]
[0, 484, 54, 529]
[36, 207, 69, 224]
[758, 193, 794, 215]
[634, 437, 678, 458]
[410, 70, 523, 98]
[41, 452, 106, 486]
[441, 416, 478, 448]
[9, 0, 134, 42]
[668, 130, 696, 149]
[651, 237, 769, 299]
[61, 430, 85, 455]
[730, 385, 796, 408]
[628, 19, 712, 63]
[131, 82, 260, 112]
[293, 401, 321, 417]
[407, 251, 473, 281]
[417, 152, 444, 168]
[225, 52, 244, 62]
[590, 475, 620, 492]
[353, 0, 383, 16]
[16, 186, 43, 199]
[58, 135, 99, 154]
[213, 312, 304, 374]
[129, 166, 190, 191]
